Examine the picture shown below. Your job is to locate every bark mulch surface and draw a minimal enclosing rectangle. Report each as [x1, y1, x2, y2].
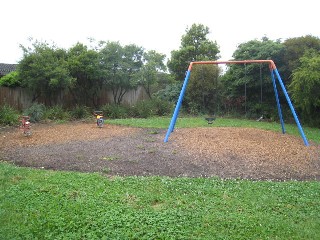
[1, 122, 319, 181]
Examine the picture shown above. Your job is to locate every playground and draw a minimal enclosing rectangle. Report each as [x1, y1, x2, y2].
[1, 121, 319, 181]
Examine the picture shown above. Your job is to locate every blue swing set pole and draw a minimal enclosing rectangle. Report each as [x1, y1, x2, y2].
[270, 69, 285, 134]
[164, 64, 192, 142]
[273, 68, 309, 146]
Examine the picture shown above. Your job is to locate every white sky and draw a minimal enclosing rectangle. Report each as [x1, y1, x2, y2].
[1, 0, 319, 64]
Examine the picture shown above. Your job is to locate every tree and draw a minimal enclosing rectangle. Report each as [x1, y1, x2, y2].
[186, 64, 220, 114]
[18, 41, 73, 103]
[100, 42, 144, 104]
[282, 35, 320, 83]
[138, 50, 167, 99]
[168, 24, 220, 81]
[221, 37, 284, 117]
[289, 51, 320, 127]
[67, 43, 103, 106]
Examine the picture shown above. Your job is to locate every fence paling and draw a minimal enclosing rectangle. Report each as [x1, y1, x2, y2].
[0, 86, 148, 110]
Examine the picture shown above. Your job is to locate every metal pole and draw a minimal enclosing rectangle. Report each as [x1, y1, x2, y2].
[270, 70, 285, 133]
[244, 63, 247, 116]
[273, 68, 309, 146]
[260, 64, 263, 104]
[164, 67, 192, 142]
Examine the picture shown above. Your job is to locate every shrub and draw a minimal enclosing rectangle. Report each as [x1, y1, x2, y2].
[131, 100, 153, 118]
[102, 99, 173, 119]
[23, 103, 46, 123]
[0, 71, 21, 87]
[45, 105, 70, 121]
[151, 98, 173, 116]
[101, 104, 129, 119]
[154, 82, 181, 103]
[187, 102, 200, 116]
[0, 104, 20, 125]
[70, 105, 91, 120]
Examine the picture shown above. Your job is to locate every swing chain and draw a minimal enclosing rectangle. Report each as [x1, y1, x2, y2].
[244, 63, 247, 116]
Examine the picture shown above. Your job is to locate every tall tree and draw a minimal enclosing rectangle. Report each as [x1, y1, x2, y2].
[186, 64, 220, 114]
[282, 35, 320, 82]
[289, 51, 320, 127]
[168, 24, 220, 81]
[67, 43, 102, 106]
[100, 42, 144, 104]
[138, 50, 167, 99]
[221, 37, 284, 117]
[18, 41, 73, 104]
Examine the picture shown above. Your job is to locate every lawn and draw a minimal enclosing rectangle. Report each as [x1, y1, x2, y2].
[1, 117, 320, 239]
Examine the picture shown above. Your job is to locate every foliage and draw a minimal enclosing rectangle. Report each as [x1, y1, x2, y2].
[18, 40, 74, 103]
[102, 103, 130, 119]
[0, 71, 21, 87]
[149, 98, 173, 116]
[130, 100, 154, 118]
[138, 50, 167, 98]
[289, 51, 320, 127]
[99, 41, 144, 104]
[130, 98, 173, 118]
[232, 36, 284, 61]
[67, 43, 103, 107]
[1, 162, 320, 239]
[220, 37, 284, 117]
[186, 64, 221, 114]
[0, 104, 19, 125]
[168, 23, 220, 81]
[44, 105, 70, 121]
[12, 34, 320, 126]
[154, 82, 182, 103]
[102, 98, 173, 119]
[69, 105, 91, 120]
[16, 39, 168, 108]
[23, 103, 46, 123]
[282, 35, 320, 83]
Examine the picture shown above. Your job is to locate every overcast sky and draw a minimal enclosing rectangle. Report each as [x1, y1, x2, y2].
[1, 0, 319, 64]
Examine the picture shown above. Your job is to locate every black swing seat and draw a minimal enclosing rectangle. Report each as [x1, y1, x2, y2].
[94, 111, 103, 115]
[205, 117, 215, 124]
[256, 115, 264, 122]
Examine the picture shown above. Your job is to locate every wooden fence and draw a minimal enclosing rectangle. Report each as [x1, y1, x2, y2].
[0, 86, 148, 110]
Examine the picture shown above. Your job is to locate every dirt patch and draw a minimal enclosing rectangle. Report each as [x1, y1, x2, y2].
[1, 122, 319, 180]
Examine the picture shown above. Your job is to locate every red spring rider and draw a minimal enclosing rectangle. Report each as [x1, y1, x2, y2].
[20, 115, 32, 136]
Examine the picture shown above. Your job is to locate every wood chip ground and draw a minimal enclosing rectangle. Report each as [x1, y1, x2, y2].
[1, 122, 319, 181]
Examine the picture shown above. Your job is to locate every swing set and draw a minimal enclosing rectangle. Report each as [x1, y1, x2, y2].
[164, 60, 309, 146]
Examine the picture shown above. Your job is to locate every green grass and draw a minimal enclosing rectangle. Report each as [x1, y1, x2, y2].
[107, 117, 320, 143]
[1, 162, 320, 239]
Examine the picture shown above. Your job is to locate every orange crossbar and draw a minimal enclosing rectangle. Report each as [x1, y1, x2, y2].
[188, 60, 277, 71]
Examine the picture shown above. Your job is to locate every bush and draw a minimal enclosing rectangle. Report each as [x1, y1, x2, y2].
[0, 71, 21, 87]
[130, 100, 153, 118]
[45, 105, 70, 121]
[149, 98, 173, 116]
[101, 104, 130, 119]
[0, 104, 20, 125]
[23, 103, 46, 123]
[70, 105, 91, 120]
[102, 99, 173, 119]
[131, 98, 173, 118]
[154, 82, 181, 102]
